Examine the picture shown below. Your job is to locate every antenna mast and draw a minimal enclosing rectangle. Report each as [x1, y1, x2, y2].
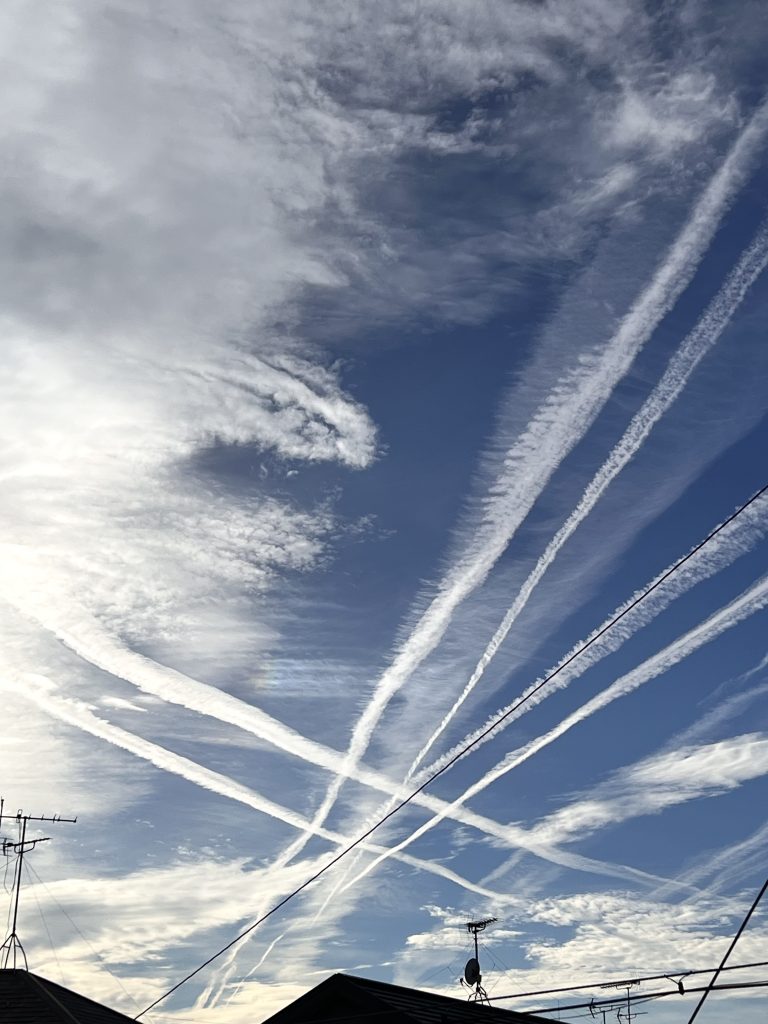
[462, 917, 497, 1003]
[0, 800, 77, 970]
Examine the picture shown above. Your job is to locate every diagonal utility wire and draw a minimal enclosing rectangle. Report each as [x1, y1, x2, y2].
[24, 860, 67, 986]
[685, 876, 768, 1024]
[25, 861, 158, 1023]
[137, 479, 768, 1019]
[485, 958, 768, 1002]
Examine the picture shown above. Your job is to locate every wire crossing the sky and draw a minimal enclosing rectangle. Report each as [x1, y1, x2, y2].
[685, 876, 768, 1024]
[485, 958, 768, 1002]
[528, 980, 768, 1018]
[136, 479, 768, 1018]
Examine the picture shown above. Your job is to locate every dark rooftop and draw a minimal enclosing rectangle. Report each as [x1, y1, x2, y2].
[0, 969, 135, 1023]
[262, 972, 557, 1024]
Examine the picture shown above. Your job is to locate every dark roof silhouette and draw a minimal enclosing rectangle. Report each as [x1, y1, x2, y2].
[262, 973, 557, 1024]
[0, 969, 135, 1023]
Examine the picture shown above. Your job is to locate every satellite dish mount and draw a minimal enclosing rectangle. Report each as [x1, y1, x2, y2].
[462, 917, 497, 1003]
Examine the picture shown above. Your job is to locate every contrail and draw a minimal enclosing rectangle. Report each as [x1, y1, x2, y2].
[0, 606, 656, 894]
[314, 488, 768, 918]
[308, 215, 768, 922]
[337, 574, 768, 894]
[411, 219, 768, 774]
[0, 671, 512, 906]
[3, 600, 661, 894]
[669, 818, 768, 901]
[425, 494, 768, 778]
[282, 95, 768, 874]
[0, 603, 351, 773]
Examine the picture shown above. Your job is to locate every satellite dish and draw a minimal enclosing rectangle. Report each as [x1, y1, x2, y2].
[464, 957, 481, 986]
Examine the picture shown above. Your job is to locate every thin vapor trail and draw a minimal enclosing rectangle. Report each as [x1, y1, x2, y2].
[2, 607, 666, 896]
[0, 605, 351, 772]
[313, 489, 768, 919]
[408, 222, 768, 774]
[673, 819, 768, 900]
[198, 929, 287, 1012]
[285, 95, 768, 875]
[0, 672, 510, 905]
[337, 574, 768, 894]
[0, 608, 656, 893]
[425, 496, 768, 778]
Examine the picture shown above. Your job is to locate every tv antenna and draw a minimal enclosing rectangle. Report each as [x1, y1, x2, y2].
[461, 917, 497, 1003]
[614, 983, 642, 1023]
[0, 798, 77, 969]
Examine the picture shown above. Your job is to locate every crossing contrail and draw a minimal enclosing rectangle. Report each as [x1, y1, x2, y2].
[413, 219, 768, 775]
[425, 493, 768, 778]
[279, 95, 768, 877]
[336, 574, 768, 893]
[317, 485, 768, 916]
[1, 671, 511, 905]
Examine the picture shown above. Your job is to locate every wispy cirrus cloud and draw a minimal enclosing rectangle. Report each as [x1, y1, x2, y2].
[4, 2, 768, 1018]
[527, 734, 768, 848]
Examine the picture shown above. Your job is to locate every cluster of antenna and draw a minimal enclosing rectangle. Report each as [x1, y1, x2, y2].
[0, 798, 77, 970]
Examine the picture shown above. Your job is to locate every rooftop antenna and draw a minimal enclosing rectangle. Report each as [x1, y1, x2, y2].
[462, 917, 497, 1004]
[0, 799, 77, 970]
[614, 983, 641, 1023]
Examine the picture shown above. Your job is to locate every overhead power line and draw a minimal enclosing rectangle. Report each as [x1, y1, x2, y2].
[485, 958, 768, 1002]
[528, 979, 768, 1017]
[686, 876, 768, 1024]
[136, 479, 768, 1018]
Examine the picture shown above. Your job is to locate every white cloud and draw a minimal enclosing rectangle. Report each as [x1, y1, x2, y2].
[530, 734, 768, 846]
[12, 854, 327, 1016]
[2, 3, 765, 1019]
[609, 72, 737, 159]
[391, 891, 768, 1024]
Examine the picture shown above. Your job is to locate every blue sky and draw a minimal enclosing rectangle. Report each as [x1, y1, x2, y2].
[2, 2, 768, 1023]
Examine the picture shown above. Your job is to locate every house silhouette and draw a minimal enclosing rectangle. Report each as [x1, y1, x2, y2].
[262, 973, 557, 1024]
[0, 968, 136, 1022]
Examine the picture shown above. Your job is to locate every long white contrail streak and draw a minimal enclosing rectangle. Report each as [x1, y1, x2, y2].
[0, 605, 663, 889]
[425, 496, 768, 779]
[0, 601, 351, 771]
[1, 603, 671, 900]
[0, 672, 509, 905]
[411, 219, 768, 774]
[337, 574, 768, 893]
[285, 94, 768, 872]
[320, 489, 768, 916]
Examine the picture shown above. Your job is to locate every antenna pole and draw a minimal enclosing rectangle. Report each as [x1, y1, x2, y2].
[9, 815, 27, 945]
[463, 917, 497, 1004]
[0, 802, 77, 970]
